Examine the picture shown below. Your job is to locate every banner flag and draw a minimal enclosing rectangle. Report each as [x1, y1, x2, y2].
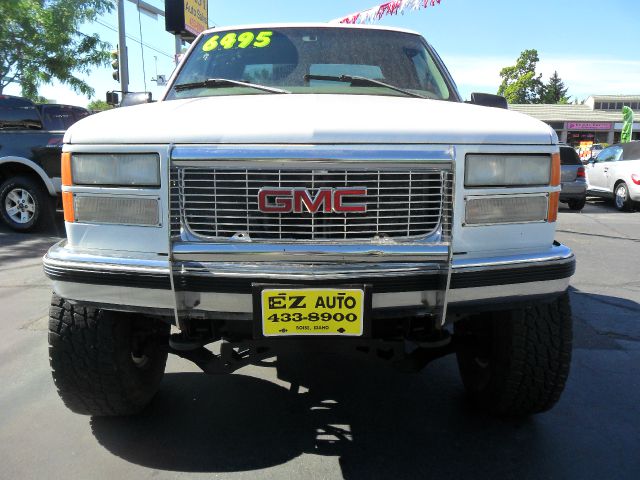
[332, 0, 442, 25]
[621, 106, 634, 143]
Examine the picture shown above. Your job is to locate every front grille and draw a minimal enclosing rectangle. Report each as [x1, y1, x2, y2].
[171, 166, 451, 241]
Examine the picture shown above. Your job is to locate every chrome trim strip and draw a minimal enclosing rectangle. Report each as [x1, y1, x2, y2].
[178, 261, 445, 280]
[171, 242, 450, 262]
[50, 281, 175, 310]
[171, 144, 455, 163]
[44, 240, 170, 272]
[448, 278, 570, 303]
[173, 160, 453, 170]
[452, 243, 573, 271]
[44, 241, 574, 276]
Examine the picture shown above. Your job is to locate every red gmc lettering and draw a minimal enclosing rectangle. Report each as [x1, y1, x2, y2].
[257, 189, 292, 213]
[293, 189, 331, 213]
[333, 188, 367, 212]
[258, 188, 367, 213]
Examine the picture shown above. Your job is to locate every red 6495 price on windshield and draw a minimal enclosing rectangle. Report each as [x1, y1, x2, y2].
[261, 288, 364, 337]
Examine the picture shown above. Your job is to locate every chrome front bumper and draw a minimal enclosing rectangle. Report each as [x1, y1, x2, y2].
[43, 240, 575, 323]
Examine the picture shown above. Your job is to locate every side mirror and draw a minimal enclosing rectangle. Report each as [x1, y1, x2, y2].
[120, 92, 152, 107]
[468, 92, 508, 109]
[106, 91, 119, 106]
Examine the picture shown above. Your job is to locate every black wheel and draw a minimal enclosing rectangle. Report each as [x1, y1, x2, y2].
[567, 197, 586, 211]
[614, 182, 632, 211]
[48, 294, 171, 416]
[0, 175, 51, 232]
[454, 293, 572, 417]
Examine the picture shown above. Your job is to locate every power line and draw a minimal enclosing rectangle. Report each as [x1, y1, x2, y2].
[94, 19, 173, 59]
[108, 0, 219, 26]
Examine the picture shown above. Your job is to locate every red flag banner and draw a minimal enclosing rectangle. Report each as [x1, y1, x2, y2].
[332, 0, 442, 24]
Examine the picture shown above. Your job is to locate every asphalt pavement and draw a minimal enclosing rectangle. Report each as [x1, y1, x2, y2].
[0, 198, 638, 480]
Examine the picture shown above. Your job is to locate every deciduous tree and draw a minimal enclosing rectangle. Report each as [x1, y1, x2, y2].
[87, 99, 112, 111]
[0, 0, 112, 99]
[497, 49, 544, 104]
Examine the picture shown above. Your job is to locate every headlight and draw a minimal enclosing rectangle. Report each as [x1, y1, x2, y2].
[73, 195, 160, 226]
[465, 154, 551, 187]
[465, 195, 548, 225]
[71, 153, 160, 186]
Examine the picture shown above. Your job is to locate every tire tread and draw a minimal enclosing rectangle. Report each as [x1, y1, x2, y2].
[48, 294, 168, 416]
[457, 293, 573, 417]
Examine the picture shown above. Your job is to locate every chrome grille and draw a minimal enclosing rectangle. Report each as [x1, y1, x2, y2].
[172, 166, 450, 241]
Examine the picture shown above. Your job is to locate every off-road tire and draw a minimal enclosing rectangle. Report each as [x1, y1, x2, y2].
[0, 175, 52, 232]
[48, 294, 171, 416]
[455, 292, 572, 417]
[567, 197, 586, 211]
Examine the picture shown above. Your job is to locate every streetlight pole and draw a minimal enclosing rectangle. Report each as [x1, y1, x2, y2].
[174, 35, 182, 64]
[117, 0, 130, 93]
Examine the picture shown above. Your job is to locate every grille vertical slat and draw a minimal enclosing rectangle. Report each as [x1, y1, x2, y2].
[171, 166, 451, 241]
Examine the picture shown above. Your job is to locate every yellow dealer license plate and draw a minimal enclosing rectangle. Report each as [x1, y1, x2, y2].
[261, 288, 364, 337]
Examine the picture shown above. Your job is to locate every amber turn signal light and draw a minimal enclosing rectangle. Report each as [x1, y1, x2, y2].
[62, 191, 74, 223]
[550, 152, 560, 186]
[61, 152, 72, 186]
[547, 192, 559, 223]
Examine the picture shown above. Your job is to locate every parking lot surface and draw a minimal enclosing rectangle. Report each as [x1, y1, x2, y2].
[0, 199, 638, 479]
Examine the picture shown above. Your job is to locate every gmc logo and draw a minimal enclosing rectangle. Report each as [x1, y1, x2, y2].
[257, 188, 367, 213]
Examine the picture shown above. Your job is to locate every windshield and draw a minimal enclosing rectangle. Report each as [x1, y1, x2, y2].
[40, 106, 89, 130]
[166, 27, 455, 101]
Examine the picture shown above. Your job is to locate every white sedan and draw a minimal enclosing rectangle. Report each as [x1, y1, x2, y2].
[586, 141, 640, 210]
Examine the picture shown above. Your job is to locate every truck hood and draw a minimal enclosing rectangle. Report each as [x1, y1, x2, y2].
[65, 94, 554, 145]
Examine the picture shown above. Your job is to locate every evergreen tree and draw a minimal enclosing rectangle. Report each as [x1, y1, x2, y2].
[541, 71, 570, 104]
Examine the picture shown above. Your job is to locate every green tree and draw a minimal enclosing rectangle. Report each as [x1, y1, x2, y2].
[541, 71, 570, 104]
[33, 96, 54, 104]
[497, 49, 544, 104]
[87, 99, 112, 111]
[0, 0, 113, 100]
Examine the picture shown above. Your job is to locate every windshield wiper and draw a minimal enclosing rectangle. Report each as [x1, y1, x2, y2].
[303, 74, 426, 99]
[174, 78, 291, 94]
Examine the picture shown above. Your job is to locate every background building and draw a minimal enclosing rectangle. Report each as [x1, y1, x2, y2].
[510, 95, 640, 146]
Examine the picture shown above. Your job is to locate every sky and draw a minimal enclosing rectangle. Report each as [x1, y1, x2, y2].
[6, 0, 640, 106]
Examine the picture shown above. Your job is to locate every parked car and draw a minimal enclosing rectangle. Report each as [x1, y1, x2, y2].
[586, 141, 640, 210]
[0, 95, 89, 231]
[559, 145, 587, 210]
[583, 143, 604, 163]
[577, 143, 604, 164]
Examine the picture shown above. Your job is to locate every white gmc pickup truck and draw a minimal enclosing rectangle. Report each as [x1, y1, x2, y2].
[44, 23, 575, 418]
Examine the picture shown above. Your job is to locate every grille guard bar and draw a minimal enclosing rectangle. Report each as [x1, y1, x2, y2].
[168, 146, 456, 329]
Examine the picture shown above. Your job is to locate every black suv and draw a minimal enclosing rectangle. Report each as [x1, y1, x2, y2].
[0, 95, 89, 231]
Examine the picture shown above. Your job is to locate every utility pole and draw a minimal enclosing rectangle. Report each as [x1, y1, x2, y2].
[117, 0, 130, 93]
[174, 35, 182, 65]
